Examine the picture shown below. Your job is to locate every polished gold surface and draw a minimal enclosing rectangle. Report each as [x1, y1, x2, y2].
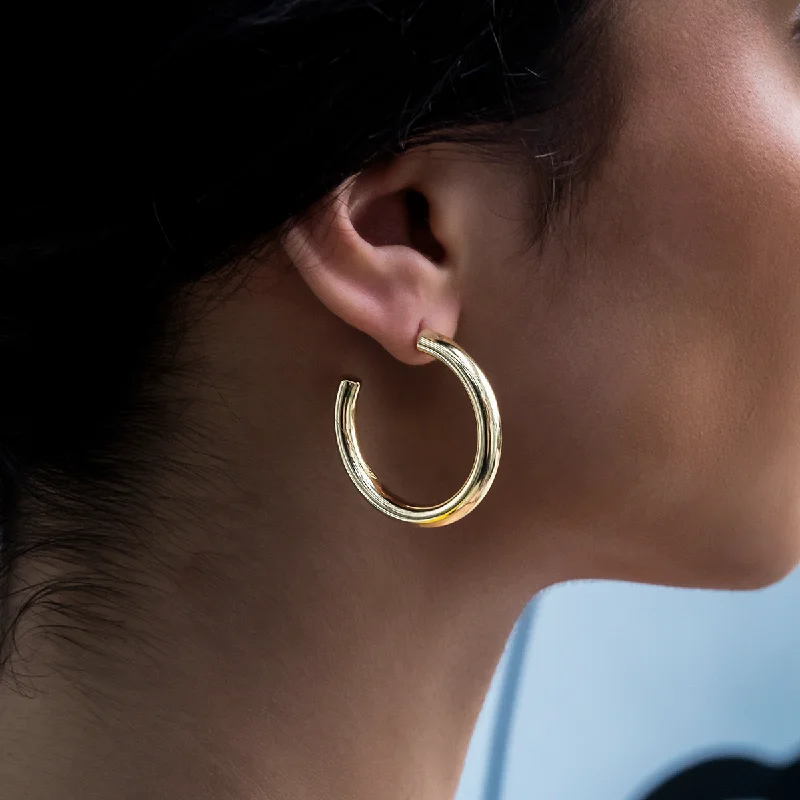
[335, 329, 502, 527]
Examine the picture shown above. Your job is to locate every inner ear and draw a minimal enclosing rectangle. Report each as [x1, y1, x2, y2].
[352, 188, 446, 264]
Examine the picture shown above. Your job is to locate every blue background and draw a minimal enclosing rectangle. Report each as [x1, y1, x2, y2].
[456, 568, 800, 800]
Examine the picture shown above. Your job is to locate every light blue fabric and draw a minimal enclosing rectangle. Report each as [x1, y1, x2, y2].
[457, 568, 800, 800]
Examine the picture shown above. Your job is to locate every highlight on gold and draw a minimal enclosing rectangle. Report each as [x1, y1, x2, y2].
[334, 330, 502, 528]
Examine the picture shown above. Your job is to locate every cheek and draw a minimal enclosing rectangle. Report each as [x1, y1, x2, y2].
[495, 28, 800, 588]
[503, 240, 800, 590]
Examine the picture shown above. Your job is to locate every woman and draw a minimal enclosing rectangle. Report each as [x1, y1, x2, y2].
[1, 1, 799, 797]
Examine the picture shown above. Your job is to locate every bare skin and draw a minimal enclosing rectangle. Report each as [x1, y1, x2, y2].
[2, 1, 800, 799]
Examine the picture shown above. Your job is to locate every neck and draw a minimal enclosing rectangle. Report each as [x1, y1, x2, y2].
[0, 270, 541, 799]
[0, 502, 530, 800]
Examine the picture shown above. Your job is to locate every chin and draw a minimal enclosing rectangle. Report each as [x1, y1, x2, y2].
[616, 513, 800, 593]
[665, 479, 800, 591]
[724, 548, 800, 592]
[697, 524, 800, 592]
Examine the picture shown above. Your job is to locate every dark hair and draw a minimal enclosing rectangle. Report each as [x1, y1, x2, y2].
[0, 0, 617, 681]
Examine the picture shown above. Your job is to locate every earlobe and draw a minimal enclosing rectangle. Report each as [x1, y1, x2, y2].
[282, 166, 461, 366]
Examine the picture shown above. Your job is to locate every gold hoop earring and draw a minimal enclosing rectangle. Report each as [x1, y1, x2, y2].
[335, 329, 502, 528]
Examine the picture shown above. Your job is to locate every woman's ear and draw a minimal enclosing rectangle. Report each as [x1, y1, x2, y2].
[281, 153, 462, 366]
